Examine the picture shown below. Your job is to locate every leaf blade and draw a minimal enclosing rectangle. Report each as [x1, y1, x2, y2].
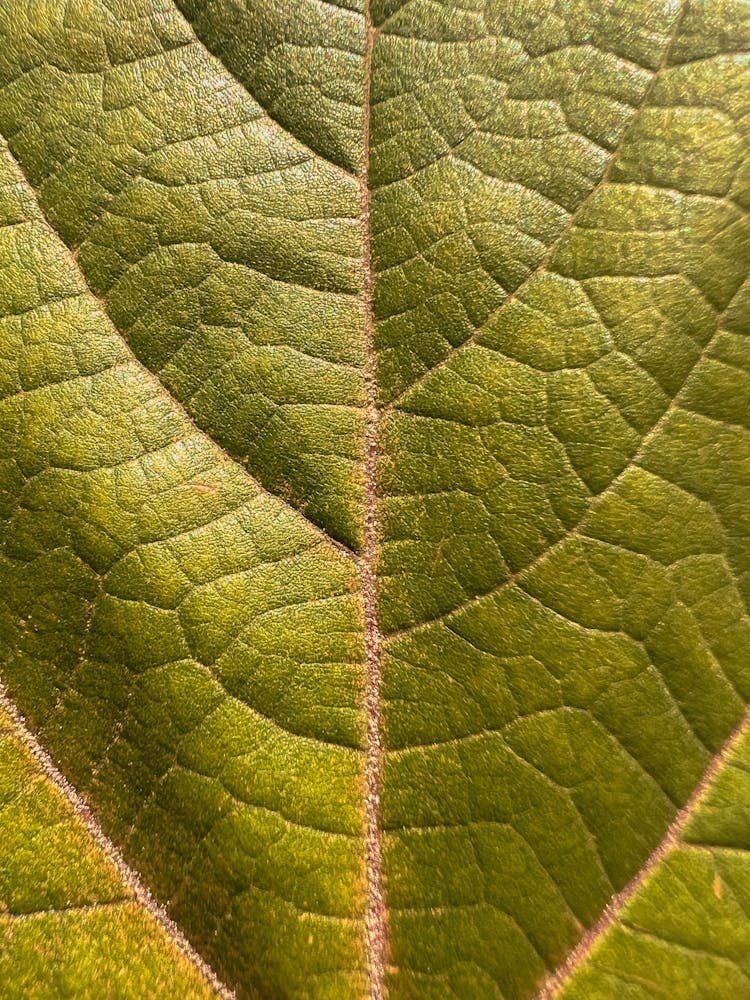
[376, 1, 750, 995]
[0, 0, 749, 997]
[0, 697, 222, 999]
[0, 136, 368, 997]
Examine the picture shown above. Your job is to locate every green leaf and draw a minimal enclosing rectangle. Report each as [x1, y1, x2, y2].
[552, 718, 750, 999]
[0, 696, 221, 998]
[0, 1, 748, 998]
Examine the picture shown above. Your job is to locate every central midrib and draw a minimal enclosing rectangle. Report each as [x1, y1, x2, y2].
[358, 6, 695, 998]
[360, 2, 388, 997]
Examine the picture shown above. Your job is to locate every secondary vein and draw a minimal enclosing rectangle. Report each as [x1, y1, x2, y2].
[536, 701, 750, 998]
[170, 0, 357, 178]
[386, 0, 690, 413]
[0, 140, 357, 565]
[0, 684, 235, 1000]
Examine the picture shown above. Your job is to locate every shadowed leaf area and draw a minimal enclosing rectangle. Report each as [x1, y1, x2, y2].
[0, 0, 748, 997]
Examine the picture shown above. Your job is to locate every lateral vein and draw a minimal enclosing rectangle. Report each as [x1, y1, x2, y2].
[169, 0, 357, 178]
[536, 701, 750, 997]
[386, 0, 690, 412]
[0, 139, 357, 563]
[0, 683, 236, 1000]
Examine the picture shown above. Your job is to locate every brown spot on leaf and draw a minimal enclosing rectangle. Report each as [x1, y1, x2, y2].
[185, 482, 221, 496]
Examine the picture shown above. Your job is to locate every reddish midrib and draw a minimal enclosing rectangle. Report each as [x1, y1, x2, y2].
[360, 3, 388, 998]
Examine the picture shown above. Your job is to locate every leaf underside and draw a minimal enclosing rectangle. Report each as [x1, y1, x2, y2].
[0, 698, 215, 999]
[0, 1, 749, 998]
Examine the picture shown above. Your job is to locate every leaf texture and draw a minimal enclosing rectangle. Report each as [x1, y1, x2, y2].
[553, 710, 750, 999]
[0, 135, 367, 996]
[0, 697, 219, 998]
[0, 1, 748, 998]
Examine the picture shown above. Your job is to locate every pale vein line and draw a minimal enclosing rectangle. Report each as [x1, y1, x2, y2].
[0, 683, 235, 1000]
[0, 140, 357, 564]
[385, 1, 688, 413]
[361, 5, 388, 997]
[536, 702, 750, 998]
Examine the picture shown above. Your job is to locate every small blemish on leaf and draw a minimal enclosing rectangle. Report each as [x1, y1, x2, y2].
[183, 482, 221, 496]
[713, 875, 724, 899]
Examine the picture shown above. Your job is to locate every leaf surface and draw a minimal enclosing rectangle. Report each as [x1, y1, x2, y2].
[0, 696, 219, 998]
[0, 1, 749, 998]
[553, 711, 750, 999]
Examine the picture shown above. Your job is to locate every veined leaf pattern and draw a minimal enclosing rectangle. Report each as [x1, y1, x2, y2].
[0, 691, 222, 999]
[0, 1, 748, 998]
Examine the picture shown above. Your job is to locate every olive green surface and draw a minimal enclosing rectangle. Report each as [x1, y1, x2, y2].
[0, 706, 216, 998]
[0, 138, 367, 997]
[559, 726, 750, 999]
[0, 0, 748, 997]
